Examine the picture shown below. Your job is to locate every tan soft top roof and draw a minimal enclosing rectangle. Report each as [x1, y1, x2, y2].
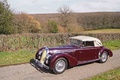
[69, 36, 102, 47]
[69, 36, 100, 41]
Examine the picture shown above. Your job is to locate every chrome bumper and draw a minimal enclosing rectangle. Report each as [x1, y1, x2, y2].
[34, 59, 49, 69]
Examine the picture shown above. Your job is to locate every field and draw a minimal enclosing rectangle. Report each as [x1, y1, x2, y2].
[83, 29, 120, 33]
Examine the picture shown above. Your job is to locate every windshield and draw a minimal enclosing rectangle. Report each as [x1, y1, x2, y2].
[69, 39, 82, 47]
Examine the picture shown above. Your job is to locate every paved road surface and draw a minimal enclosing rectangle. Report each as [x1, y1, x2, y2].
[0, 50, 120, 80]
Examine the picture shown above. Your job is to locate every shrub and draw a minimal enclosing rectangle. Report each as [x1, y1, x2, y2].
[0, 0, 14, 34]
[13, 13, 41, 34]
[48, 20, 58, 33]
[0, 33, 120, 51]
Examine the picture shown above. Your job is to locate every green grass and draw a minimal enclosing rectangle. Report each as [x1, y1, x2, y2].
[0, 49, 35, 66]
[83, 29, 120, 33]
[103, 40, 120, 50]
[87, 67, 120, 80]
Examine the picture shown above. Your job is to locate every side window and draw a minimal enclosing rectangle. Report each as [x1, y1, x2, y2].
[83, 41, 94, 47]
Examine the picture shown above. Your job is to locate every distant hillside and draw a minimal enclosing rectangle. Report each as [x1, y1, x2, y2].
[31, 12, 120, 31]
[31, 13, 59, 24]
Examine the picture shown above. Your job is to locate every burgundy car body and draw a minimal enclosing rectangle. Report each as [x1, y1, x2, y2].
[35, 36, 113, 74]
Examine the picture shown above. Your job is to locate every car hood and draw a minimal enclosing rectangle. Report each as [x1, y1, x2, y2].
[48, 45, 79, 54]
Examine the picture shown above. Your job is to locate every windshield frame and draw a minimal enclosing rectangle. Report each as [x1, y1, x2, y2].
[69, 39, 82, 47]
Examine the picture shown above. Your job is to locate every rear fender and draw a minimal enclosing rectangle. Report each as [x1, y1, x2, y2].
[98, 47, 113, 58]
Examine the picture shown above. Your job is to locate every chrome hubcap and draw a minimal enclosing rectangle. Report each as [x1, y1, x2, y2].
[101, 52, 107, 62]
[55, 60, 65, 72]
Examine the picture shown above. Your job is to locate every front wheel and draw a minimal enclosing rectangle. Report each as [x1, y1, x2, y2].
[100, 51, 108, 63]
[53, 58, 68, 74]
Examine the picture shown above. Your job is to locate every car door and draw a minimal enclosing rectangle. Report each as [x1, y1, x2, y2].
[74, 41, 101, 61]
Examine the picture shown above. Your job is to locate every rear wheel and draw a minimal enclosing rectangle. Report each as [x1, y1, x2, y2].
[53, 58, 68, 74]
[100, 51, 108, 63]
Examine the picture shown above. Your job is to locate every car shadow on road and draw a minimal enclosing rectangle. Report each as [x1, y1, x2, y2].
[67, 61, 98, 70]
[29, 59, 53, 74]
[77, 62, 95, 67]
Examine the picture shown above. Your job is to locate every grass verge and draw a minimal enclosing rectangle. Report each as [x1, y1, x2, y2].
[103, 40, 120, 50]
[87, 67, 120, 80]
[0, 49, 35, 66]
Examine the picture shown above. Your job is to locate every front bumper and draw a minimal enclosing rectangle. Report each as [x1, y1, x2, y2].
[34, 58, 49, 70]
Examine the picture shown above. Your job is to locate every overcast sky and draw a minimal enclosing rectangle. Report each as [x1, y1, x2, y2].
[7, 0, 120, 14]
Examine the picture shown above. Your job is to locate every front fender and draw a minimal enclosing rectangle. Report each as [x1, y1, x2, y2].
[49, 53, 78, 70]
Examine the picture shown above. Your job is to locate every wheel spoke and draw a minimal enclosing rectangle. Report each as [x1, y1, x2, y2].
[55, 60, 65, 72]
[101, 52, 108, 62]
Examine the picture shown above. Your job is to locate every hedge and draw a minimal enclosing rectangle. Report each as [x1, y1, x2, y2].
[0, 33, 120, 51]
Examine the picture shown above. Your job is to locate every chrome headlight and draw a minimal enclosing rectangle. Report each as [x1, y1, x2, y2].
[46, 54, 51, 59]
[45, 54, 51, 64]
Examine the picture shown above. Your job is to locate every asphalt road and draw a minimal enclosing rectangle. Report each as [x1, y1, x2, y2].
[0, 50, 120, 80]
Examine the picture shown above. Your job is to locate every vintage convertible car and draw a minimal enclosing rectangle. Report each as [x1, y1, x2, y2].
[34, 36, 113, 74]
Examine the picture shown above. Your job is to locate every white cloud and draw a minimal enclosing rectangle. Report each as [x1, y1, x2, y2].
[71, 0, 120, 12]
[7, 0, 120, 13]
[42, 6, 50, 10]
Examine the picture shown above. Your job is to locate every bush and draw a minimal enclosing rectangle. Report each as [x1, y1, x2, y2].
[0, 0, 14, 34]
[13, 13, 41, 33]
[48, 20, 58, 33]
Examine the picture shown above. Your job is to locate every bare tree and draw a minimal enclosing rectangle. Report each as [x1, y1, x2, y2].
[57, 5, 83, 33]
[58, 5, 73, 28]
